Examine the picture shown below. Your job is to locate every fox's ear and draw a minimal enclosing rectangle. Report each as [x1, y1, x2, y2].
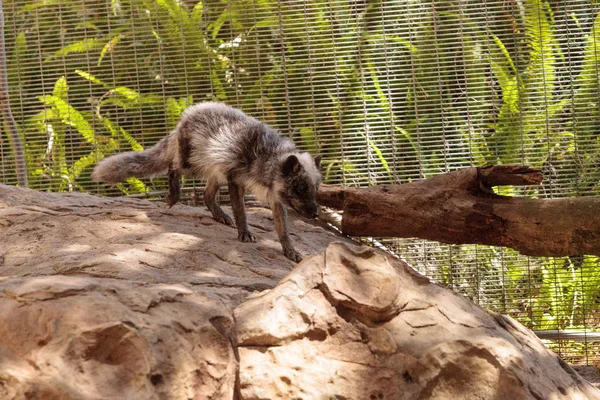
[314, 155, 322, 170]
[282, 155, 302, 176]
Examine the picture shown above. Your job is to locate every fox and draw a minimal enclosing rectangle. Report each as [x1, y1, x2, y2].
[92, 102, 322, 262]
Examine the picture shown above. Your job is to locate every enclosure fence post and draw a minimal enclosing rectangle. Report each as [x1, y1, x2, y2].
[0, 0, 27, 188]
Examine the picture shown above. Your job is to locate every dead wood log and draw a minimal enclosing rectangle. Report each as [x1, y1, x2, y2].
[317, 165, 600, 257]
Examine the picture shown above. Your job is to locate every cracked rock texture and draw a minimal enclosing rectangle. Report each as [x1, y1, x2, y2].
[0, 184, 348, 399]
[235, 243, 600, 400]
[0, 276, 235, 399]
[2, 185, 599, 399]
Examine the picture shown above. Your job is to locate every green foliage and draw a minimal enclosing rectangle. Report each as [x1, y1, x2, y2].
[490, 0, 561, 165]
[45, 38, 102, 62]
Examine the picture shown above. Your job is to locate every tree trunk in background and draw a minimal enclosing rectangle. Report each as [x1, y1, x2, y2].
[0, 0, 27, 187]
[317, 165, 600, 257]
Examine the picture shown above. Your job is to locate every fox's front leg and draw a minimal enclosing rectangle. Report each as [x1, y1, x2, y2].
[271, 201, 302, 262]
[227, 176, 256, 243]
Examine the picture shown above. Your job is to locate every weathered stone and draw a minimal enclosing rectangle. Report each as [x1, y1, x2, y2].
[235, 243, 600, 400]
[2, 185, 599, 400]
[0, 276, 235, 400]
[0, 184, 344, 295]
[0, 184, 350, 400]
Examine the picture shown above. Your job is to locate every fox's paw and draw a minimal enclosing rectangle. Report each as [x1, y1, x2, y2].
[283, 248, 303, 263]
[214, 214, 235, 227]
[238, 231, 257, 243]
[165, 195, 179, 208]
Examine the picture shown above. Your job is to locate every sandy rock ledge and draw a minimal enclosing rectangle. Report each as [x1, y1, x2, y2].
[1, 185, 599, 399]
[0, 276, 236, 399]
[235, 243, 600, 400]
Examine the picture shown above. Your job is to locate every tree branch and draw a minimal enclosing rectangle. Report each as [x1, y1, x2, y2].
[317, 165, 600, 257]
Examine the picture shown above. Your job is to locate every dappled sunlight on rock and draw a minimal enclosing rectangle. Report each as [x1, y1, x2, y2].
[0, 276, 236, 399]
[0, 184, 345, 291]
[235, 242, 600, 400]
[1, 185, 598, 399]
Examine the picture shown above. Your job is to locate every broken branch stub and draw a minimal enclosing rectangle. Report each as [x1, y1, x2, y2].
[317, 165, 600, 257]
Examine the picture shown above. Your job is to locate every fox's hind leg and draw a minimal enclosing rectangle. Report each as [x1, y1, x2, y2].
[165, 169, 181, 208]
[203, 178, 234, 227]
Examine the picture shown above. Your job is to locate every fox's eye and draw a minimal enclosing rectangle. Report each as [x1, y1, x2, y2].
[295, 183, 308, 193]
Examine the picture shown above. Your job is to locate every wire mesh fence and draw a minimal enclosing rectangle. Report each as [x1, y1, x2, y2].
[1, 0, 599, 364]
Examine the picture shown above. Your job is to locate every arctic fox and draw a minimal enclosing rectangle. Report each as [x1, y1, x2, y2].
[92, 102, 322, 262]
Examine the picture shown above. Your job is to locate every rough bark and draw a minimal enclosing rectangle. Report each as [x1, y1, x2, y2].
[1, 185, 599, 399]
[317, 165, 600, 257]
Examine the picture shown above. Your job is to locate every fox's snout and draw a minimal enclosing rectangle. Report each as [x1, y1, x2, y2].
[294, 203, 318, 219]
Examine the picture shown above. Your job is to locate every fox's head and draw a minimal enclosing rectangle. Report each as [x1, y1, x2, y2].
[277, 153, 322, 219]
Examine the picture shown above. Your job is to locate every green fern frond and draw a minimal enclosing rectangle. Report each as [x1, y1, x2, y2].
[44, 38, 101, 62]
[69, 139, 119, 180]
[98, 34, 122, 66]
[75, 70, 110, 88]
[39, 94, 96, 144]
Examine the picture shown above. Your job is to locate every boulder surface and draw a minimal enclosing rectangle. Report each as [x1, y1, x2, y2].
[1, 184, 598, 399]
[235, 243, 600, 399]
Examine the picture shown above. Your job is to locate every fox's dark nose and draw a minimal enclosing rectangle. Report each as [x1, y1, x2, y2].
[310, 206, 319, 219]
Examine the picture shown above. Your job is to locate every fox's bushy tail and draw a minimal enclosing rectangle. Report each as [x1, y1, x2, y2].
[92, 136, 172, 184]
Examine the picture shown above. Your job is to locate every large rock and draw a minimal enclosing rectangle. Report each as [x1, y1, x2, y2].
[0, 184, 342, 294]
[235, 243, 600, 400]
[0, 276, 236, 400]
[1, 185, 599, 399]
[0, 184, 349, 399]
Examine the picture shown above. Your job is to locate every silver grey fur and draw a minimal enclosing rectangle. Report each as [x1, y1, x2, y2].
[92, 102, 322, 262]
